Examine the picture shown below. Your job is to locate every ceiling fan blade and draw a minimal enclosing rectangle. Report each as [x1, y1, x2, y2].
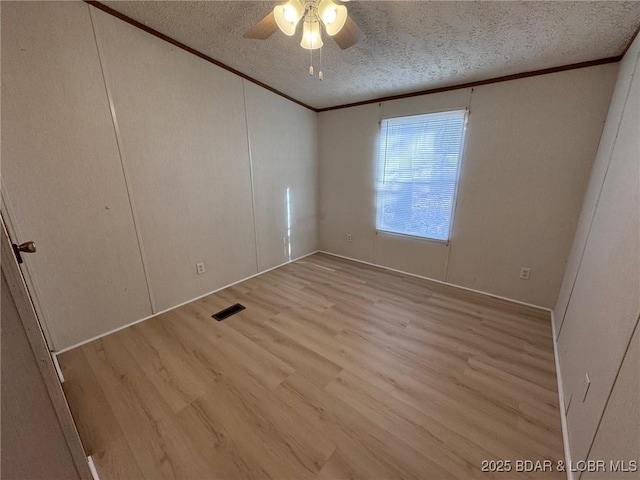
[243, 11, 278, 40]
[332, 16, 364, 49]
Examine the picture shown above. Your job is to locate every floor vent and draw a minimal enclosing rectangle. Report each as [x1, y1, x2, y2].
[212, 303, 245, 321]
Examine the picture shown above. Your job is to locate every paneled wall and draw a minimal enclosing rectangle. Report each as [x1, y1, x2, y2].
[1, 1, 153, 349]
[244, 82, 318, 272]
[554, 34, 639, 469]
[92, 9, 258, 313]
[1, 1, 318, 351]
[318, 65, 618, 308]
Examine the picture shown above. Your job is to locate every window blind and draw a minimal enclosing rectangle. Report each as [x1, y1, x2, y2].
[376, 109, 467, 242]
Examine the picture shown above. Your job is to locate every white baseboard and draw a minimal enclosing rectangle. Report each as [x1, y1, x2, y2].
[54, 250, 319, 355]
[51, 352, 65, 383]
[87, 455, 100, 480]
[317, 250, 551, 314]
[551, 310, 574, 480]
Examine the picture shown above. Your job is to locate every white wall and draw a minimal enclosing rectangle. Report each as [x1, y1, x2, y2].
[244, 82, 318, 272]
[92, 9, 258, 313]
[318, 65, 618, 308]
[1, 1, 153, 349]
[554, 34, 639, 468]
[1, 1, 318, 350]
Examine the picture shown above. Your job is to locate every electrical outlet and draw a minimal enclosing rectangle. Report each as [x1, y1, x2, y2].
[519, 267, 531, 280]
[346, 233, 352, 243]
[196, 262, 205, 275]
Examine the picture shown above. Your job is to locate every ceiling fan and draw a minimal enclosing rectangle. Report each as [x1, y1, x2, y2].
[243, 0, 364, 51]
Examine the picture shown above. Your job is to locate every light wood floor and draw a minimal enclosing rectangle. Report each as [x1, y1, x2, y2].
[59, 253, 565, 479]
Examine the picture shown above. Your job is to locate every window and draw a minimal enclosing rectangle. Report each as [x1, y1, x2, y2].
[376, 109, 467, 242]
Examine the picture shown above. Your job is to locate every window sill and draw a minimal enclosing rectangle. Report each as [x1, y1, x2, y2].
[375, 229, 450, 245]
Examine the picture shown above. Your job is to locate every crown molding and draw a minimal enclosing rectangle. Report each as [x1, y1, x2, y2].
[84, 1, 627, 114]
[84, 1, 317, 111]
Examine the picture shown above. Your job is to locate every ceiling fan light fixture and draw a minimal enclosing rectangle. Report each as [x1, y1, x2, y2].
[301, 16, 323, 50]
[318, 0, 347, 36]
[244, 0, 361, 76]
[273, 0, 304, 36]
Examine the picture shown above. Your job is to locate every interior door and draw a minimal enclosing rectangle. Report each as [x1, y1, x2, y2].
[1, 217, 93, 480]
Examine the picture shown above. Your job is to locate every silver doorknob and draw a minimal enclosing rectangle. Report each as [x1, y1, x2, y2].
[18, 241, 36, 253]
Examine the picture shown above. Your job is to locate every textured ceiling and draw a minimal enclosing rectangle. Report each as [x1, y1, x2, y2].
[101, 1, 640, 110]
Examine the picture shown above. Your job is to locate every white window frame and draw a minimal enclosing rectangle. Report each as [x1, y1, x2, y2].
[375, 109, 468, 244]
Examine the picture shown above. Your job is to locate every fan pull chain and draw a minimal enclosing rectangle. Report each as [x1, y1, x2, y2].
[308, 12, 314, 76]
[318, 42, 323, 80]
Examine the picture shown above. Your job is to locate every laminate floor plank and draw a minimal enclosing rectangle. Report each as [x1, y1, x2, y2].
[88, 435, 145, 480]
[339, 323, 469, 377]
[172, 306, 295, 391]
[59, 253, 565, 479]
[267, 311, 411, 393]
[405, 318, 535, 366]
[325, 370, 503, 480]
[225, 313, 343, 388]
[392, 371, 561, 467]
[277, 373, 456, 480]
[518, 401, 563, 434]
[179, 370, 336, 479]
[117, 324, 208, 412]
[60, 348, 123, 455]
[81, 337, 213, 479]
